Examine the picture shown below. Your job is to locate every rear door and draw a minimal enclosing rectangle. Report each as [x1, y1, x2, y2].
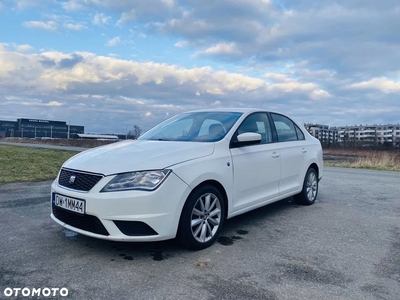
[270, 113, 309, 195]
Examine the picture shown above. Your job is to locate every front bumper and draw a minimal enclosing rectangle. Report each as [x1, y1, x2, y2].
[50, 171, 192, 241]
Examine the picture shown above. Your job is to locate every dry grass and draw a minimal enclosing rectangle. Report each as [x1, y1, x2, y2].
[324, 149, 400, 171]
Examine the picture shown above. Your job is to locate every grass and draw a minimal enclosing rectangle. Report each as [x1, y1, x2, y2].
[324, 149, 400, 171]
[0, 145, 77, 184]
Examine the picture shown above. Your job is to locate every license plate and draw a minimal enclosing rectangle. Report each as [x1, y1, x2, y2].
[53, 194, 85, 214]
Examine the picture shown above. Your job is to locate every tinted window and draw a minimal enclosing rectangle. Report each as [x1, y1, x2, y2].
[271, 113, 303, 142]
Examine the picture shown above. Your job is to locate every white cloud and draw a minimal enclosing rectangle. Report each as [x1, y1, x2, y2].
[15, 0, 53, 9]
[196, 42, 242, 57]
[15, 44, 34, 52]
[106, 37, 122, 47]
[0, 49, 326, 102]
[0, 2, 4, 10]
[349, 78, 400, 93]
[64, 23, 87, 31]
[310, 89, 331, 100]
[129, 29, 146, 38]
[48, 101, 63, 106]
[174, 41, 188, 48]
[61, 0, 84, 11]
[93, 12, 111, 26]
[22, 21, 57, 31]
[263, 73, 291, 83]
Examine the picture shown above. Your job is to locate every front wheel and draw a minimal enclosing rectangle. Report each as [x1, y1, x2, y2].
[294, 168, 318, 205]
[177, 185, 225, 250]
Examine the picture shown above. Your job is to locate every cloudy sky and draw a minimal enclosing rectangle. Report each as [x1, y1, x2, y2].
[0, 0, 399, 133]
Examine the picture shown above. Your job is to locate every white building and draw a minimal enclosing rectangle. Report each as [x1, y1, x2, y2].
[305, 124, 338, 147]
[306, 123, 400, 147]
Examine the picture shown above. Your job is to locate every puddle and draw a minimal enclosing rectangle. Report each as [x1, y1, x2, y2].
[151, 251, 168, 261]
[218, 232, 247, 246]
[217, 236, 234, 246]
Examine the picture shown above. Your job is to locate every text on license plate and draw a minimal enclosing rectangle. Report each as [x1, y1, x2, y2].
[54, 194, 85, 214]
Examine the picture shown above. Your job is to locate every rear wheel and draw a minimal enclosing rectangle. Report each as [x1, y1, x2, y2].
[294, 168, 318, 205]
[178, 185, 225, 250]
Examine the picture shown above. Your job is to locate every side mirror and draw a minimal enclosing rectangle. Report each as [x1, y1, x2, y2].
[231, 132, 261, 148]
[237, 132, 261, 143]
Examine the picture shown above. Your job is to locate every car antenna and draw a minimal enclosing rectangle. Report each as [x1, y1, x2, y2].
[260, 96, 267, 109]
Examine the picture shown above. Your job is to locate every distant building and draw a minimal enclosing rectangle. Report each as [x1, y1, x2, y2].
[305, 124, 338, 147]
[337, 124, 400, 147]
[0, 118, 84, 139]
[75, 133, 119, 140]
[306, 123, 400, 147]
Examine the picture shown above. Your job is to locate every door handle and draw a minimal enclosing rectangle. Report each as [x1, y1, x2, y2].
[272, 152, 280, 158]
[301, 148, 307, 153]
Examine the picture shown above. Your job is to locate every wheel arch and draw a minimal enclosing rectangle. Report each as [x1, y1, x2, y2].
[308, 162, 319, 178]
[188, 180, 229, 220]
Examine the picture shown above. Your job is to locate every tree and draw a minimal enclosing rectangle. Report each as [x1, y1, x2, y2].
[127, 125, 143, 139]
[133, 125, 142, 139]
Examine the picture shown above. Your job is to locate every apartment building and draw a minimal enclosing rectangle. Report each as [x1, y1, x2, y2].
[305, 124, 338, 146]
[305, 123, 400, 147]
[337, 124, 400, 147]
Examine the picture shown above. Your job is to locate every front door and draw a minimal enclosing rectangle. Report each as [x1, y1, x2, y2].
[230, 113, 281, 212]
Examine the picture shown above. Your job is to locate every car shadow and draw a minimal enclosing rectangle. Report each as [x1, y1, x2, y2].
[61, 196, 300, 261]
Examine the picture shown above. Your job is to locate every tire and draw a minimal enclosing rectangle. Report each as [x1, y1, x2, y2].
[294, 168, 318, 205]
[177, 185, 225, 250]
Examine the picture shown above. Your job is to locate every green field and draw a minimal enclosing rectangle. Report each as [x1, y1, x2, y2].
[0, 145, 77, 184]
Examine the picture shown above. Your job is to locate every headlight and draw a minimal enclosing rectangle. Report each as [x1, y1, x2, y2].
[101, 170, 171, 192]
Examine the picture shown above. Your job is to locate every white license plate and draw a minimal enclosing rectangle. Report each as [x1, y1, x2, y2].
[53, 194, 85, 214]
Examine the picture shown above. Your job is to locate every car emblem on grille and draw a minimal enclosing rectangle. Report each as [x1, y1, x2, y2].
[69, 175, 76, 184]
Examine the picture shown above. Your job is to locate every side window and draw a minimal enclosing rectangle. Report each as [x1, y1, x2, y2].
[271, 113, 300, 142]
[236, 113, 272, 144]
[295, 125, 305, 140]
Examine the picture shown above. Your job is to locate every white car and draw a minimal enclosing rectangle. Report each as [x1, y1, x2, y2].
[51, 108, 323, 250]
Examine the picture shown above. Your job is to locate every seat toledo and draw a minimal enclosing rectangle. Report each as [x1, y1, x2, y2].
[51, 108, 323, 250]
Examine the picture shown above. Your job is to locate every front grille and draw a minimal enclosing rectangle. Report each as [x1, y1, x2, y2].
[114, 221, 158, 236]
[58, 168, 103, 192]
[52, 206, 109, 236]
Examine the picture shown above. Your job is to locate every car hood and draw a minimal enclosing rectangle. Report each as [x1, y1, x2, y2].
[62, 140, 215, 175]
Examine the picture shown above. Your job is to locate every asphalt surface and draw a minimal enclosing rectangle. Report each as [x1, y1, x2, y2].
[0, 167, 399, 300]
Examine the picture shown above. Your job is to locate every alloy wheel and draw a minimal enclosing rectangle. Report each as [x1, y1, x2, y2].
[306, 171, 318, 201]
[190, 193, 222, 243]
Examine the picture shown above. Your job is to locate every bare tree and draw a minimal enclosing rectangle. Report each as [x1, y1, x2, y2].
[133, 125, 142, 139]
[128, 125, 143, 139]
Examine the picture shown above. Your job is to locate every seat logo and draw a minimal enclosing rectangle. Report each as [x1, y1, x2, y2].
[69, 175, 76, 184]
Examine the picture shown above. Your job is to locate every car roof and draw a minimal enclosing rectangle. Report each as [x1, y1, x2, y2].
[185, 108, 280, 114]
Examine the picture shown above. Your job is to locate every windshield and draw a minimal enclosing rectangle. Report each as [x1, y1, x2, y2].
[139, 111, 242, 142]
